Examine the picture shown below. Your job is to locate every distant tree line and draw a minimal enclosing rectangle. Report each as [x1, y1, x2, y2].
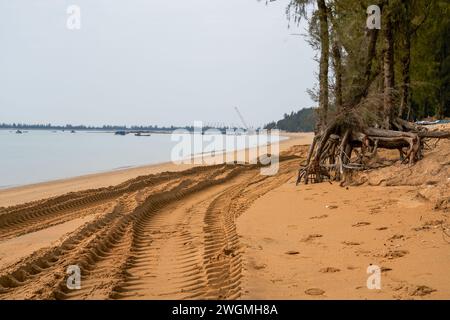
[0, 123, 248, 133]
[264, 107, 317, 132]
[0, 123, 174, 131]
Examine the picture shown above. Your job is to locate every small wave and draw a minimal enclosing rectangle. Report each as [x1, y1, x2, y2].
[0, 184, 15, 190]
[112, 165, 135, 171]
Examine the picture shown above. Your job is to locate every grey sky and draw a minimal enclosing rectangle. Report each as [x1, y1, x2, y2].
[0, 0, 315, 127]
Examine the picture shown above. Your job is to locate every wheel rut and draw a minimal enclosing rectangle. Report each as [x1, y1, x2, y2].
[0, 157, 302, 300]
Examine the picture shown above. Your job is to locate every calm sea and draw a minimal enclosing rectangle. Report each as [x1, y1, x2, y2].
[0, 130, 284, 188]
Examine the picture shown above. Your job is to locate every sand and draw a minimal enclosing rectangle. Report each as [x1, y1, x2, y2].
[238, 183, 450, 299]
[0, 129, 449, 300]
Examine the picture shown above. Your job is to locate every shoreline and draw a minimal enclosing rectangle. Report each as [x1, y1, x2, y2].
[0, 132, 313, 207]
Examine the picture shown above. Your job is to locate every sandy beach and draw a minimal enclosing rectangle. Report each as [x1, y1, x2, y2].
[0, 132, 313, 207]
[0, 130, 449, 300]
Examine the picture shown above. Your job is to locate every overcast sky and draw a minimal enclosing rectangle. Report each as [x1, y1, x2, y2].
[0, 0, 315, 127]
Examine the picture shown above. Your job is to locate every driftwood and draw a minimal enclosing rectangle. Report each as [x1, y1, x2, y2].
[296, 119, 450, 185]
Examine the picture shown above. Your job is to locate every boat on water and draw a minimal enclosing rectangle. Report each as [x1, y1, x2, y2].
[114, 130, 127, 136]
[15, 130, 22, 134]
[135, 132, 151, 136]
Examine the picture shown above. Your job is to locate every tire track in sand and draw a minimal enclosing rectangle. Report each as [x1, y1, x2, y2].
[113, 160, 297, 300]
[0, 154, 302, 299]
[0, 165, 225, 241]
[0, 165, 233, 299]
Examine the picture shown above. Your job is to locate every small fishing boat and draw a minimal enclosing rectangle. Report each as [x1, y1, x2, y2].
[135, 132, 151, 137]
[15, 130, 22, 134]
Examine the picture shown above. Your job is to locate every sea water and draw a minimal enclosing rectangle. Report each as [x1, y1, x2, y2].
[0, 130, 284, 188]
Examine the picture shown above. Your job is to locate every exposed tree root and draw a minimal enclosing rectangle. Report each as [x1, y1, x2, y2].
[296, 119, 450, 185]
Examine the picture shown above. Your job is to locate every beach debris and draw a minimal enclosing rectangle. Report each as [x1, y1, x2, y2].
[413, 220, 443, 231]
[305, 288, 325, 296]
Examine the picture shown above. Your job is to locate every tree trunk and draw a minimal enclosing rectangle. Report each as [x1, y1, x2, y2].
[347, 28, 379, 107]
[332, 39, 343, 113]
[383, 8, 395, 128]
[399, 1, 411, 120]
[317, 0, 329, 129]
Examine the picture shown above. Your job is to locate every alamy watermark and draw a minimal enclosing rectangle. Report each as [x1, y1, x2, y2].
[66, 265, 81, 290]
[170, 122, 280, 176]
[65, 5, 380, 31]
[367, 5, 381, 30]
[366, 264, 381, 290]
[66, 5, 81, 30]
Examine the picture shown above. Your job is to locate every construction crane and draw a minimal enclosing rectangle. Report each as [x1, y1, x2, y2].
[234, 106, 249, 130]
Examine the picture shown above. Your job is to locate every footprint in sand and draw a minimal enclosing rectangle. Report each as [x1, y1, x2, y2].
[381, 267, 392, 273]
[388, 234, 404, 241]
[263, 237, 276, 244]
[305, 288, 325, 296]
[310, 214, 328, 220]
[369, 206, 382, 214]
[352, 222, 371, 227]
[319, 267, 340, 273]
[250, 261, 267, 270]
[342, 241, 361, 246]
[302, 234, 323, 242]
[384, 249, 408, 259]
